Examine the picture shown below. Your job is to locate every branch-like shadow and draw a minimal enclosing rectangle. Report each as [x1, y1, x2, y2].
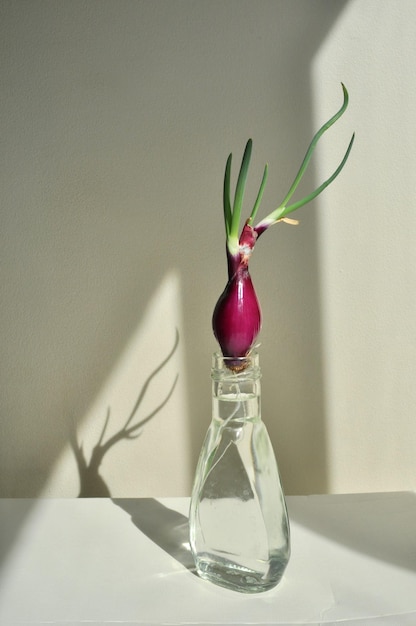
[69, 330, 179, 497]
[113, 498, 196, 573]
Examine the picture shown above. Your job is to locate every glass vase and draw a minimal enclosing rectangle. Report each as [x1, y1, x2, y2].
[189, 350, 290, 593]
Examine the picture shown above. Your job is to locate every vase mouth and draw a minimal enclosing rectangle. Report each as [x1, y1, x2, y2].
[212, 350, 260, 377]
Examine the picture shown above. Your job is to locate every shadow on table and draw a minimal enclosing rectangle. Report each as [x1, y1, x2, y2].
[113, 498, 196, 574]
[287, 492, 416, 573]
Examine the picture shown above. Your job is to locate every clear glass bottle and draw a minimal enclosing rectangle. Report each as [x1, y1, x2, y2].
[189, 351, 290, 593]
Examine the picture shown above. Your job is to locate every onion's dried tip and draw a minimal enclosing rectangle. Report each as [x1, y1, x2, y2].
[224, 344, 260, 372]
[226, 361, 249, 373]
[280, 217, 299, 225]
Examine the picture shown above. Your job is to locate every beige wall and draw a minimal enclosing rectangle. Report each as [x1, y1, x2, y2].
[1, 0, 415, 497]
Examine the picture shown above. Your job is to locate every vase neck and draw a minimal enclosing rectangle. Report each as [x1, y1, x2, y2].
[211, 351, 261, 423]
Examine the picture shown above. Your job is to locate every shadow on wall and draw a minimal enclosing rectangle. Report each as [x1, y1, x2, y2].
[1, 1, 351, 505]
[70, 330, 179, 498]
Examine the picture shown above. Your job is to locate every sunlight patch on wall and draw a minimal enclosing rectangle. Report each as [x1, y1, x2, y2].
[41, 269, 191, 497]
[312, 0, 416, 493]
[311, 14, 356, 492]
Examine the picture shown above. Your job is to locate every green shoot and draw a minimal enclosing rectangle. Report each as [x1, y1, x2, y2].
[228, 139, 252, 252]
[223, 153, 232, 238]
[256, 83, 353, 230]
[221, 83, 354, 247]
[247, 163, 268, 226]
[269, 132, 355, 222]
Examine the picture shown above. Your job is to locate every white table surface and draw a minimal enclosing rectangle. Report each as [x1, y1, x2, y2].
[0, 492, 415, 625]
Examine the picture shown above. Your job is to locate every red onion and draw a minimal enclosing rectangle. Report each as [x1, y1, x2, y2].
[212, 230, 261, 359]
[212, 84, 354, 363]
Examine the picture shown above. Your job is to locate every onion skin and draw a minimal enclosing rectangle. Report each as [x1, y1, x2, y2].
[212, 265, 261, 359]
[212, 224, 261, 359]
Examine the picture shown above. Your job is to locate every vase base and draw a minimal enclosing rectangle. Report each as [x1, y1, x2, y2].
[194, 553, 287, 594]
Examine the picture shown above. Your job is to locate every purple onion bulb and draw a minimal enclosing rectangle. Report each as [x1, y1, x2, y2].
[212, 264, 261, 360]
